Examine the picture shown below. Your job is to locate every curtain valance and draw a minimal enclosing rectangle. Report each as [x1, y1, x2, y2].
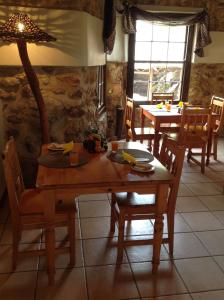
[103, 0, 212, 57]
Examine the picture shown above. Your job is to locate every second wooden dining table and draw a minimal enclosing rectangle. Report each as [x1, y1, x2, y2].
[36, 141, 174, 284]
[140, 105, 181, 157]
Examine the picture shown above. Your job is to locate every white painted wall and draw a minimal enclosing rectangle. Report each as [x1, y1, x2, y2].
[193, 31, 224, 64]
[0, 6, 106, 66]
[107, 15, 128, 62]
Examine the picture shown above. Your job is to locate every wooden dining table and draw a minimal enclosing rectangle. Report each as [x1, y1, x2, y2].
[140, 105, 181, 157]
[36, 141, 174, 284]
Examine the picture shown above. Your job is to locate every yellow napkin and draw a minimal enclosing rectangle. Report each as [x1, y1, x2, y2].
[178, 101, 183, 108]
[156, 102, 163, 109]
[63, 141, 74, 154]
[122, 151, 136, 164]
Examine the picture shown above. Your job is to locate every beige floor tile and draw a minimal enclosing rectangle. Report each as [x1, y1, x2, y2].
[198, 195, 224, 211]
[185, 182, 223, 196]
[181, 172, 213, 184]
[148, 295, 192, 300]
[36, 268, 87, 299]
[125, 219, 154, 236]
[212, 211, 224, 224]
[81, 217, 118, 239]
[0, 224, 42, 245]
[0, 243, 40, 273]
[177, 184, 194, 197]
[213, 255, 224, 271]
[208, 161, 224, 172]
[165, 233, 209, 259]
[181, 212, 224, 231]
[174, 257, 224, 292]
[86, 264, 139, 300]
[83, 237, 128, 266]
[162, 214, 192, 234]
[126, 241, 169, 263]
[0, 271, 37, 300]
[78, 193, 109, 201]
[131, 261, 186, 298]
[176, 196, 208, 212]
[39, 239, 83, 269]
[205, 170, 224, 182]
[79, 200, 111, 218]
[196, 230, 224, 255]
[182, 161, 201, 173]
[191, 290, 224, 300]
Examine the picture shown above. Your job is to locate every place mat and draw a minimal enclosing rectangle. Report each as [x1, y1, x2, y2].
[38, 152, 88, 168]
[107, 149, 154, 164]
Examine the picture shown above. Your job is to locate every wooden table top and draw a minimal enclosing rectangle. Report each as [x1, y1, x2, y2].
[140, 105, 181, 117]
[36, 141, 173, 191]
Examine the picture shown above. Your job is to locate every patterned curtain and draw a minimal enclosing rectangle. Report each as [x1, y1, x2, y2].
[103, 0, 116, 54]
[120, 3, 211, 57]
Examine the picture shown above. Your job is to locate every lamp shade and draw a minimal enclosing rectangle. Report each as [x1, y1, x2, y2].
[0, 12, 56, 42]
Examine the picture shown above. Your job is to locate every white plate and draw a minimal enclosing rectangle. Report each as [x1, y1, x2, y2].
[131, 164, 155, 173]
[47, 143, 64, 151]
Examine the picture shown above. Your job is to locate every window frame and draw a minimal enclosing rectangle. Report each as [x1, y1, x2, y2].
[97, 65, 106, 115]
[127, 21, 195, 102]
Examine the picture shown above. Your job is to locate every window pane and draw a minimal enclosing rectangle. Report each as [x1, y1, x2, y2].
[169, 26, 186, 42]
[135, 42, 151, 60]
[136, 20, 152, 41]
[150, 64, 167, 82]
[166, 82, 181, 99]
[152, 24, 169, 41]
[133, 81, 148, 100]
[151, 42, 168, 61]
[168, 43, 185, 61]
[150, 81, 166, 93]
[133, 63, 149, 99]
[166, 63, 183, 82]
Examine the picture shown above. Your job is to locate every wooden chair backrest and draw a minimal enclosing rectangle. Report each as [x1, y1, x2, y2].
[159, 134, 186, 211]
[211, 95, 224, 134]
[2, 137, 25, 224]
[178, 105, 212, 144]
[151, 92, 174, 104]
[125, 97, 135, 130]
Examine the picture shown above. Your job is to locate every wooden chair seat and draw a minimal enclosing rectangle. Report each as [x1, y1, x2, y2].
[110, 135, 186, 270]
[2, 137, 77, 285]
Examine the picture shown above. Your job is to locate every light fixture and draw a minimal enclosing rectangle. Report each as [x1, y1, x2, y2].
[0, 12, 56, 143]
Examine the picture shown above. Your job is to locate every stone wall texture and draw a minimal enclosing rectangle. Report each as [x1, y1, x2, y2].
[0, 66, 107, 185]
[0, 0, 104, 18]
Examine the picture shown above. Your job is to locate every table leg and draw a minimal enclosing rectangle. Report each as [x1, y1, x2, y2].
[141, 108, 145, 129]
[153, 121, 160, 158]
[152, 184, 168, 273]
[43, 190, 56, 285]
[206, 130, 213, 166]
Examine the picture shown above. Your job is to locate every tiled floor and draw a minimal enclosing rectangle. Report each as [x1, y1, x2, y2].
[0, 139, 224, 300]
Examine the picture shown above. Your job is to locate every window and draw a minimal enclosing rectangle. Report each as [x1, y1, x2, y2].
[97, 65, 106, 114]
[128, 20, 194, 101]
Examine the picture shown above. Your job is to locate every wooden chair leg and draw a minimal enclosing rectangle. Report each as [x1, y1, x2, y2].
[187, 149, 192, 162]
[110, 194, 116, 233]
[68, 213, 75, 267]
[117, 211, 125, 262]
[201, 145, 206, 174]
[152, 213, 164, 273]
[12, 228, 21, 270]
[213, 135, 218, 160]
[167, 212, 175, 258]
[45, 226, 56, 285]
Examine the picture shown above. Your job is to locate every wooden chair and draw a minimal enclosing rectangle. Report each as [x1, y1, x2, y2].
[110, 135, 185, 270]
[151, 92, 174, 104]
[125, 97, 158, 151]
[178, 105, 212, 173]
[2, 137, 76, 283]
[208, 95, 224, 160]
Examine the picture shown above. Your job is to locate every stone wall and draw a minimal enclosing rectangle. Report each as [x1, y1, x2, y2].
[106, 62, 127, 139]
[0, 0, 104, 18]
[0, 66, 106, 186]
[189, 64, 224, 105]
